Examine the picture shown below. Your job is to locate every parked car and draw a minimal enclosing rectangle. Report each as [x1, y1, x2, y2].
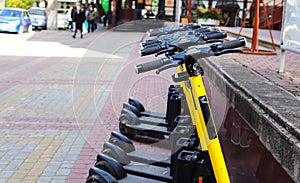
[28, 7, 47, 30]
[0, 8, 32, 34]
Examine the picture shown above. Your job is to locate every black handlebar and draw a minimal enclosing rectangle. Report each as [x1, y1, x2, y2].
[220, 37, 246, 49]
[142, 27, 213, 48]
[135, 57, 172, 74]
[194, 27, 212, 34]
[136, 38, 247, 74]
[139, 44, 166, 56]
[211, 37, 246, 51]
[203, 31, 227, 40]
[140, 31, 228, 57]
[141, 39, 160, 47]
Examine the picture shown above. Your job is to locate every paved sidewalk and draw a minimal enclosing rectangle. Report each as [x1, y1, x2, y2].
[220, 26, 300, 98]
[0, 26, 175, 182]
[0, 28, 149, 182]
[0, 24, 299, 183]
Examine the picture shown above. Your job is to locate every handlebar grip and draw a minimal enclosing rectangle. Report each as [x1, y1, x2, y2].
[185, 24, 201, 29]
[139, 45, 163, 56]
[220, 38, 246, 49]
[194, 27, 211, 33]
[141, 39, 160, 47]
[135, 58, 171, 74]
[141, 42, 161, 50]
[204, 32, 227, 40]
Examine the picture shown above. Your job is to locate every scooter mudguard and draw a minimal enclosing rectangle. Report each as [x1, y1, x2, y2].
[122, 103, 142, 117]
[119, 108, 140, 125]
[95, 153, 127, 180]
[128, 97, 145, 112]
[101, 142, 131, 165]
[86, 166, 118, 183]
[109, 131, 135, 153]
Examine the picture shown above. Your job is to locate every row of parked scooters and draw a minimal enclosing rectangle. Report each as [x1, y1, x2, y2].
[86, 23, 247, 183]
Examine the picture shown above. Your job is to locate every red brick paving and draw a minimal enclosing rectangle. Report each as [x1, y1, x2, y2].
[221, 27, 300, 97]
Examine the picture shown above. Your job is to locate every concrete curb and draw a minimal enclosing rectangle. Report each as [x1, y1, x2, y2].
[202, 55, 300, 183]
[220, 27, 281, 50]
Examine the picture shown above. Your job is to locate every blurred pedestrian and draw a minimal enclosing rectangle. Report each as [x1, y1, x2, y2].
[93, 7, 99, 30]
[102, 11, 107, 27]
[72, 4, 85, 38]
[67, 6, 74, 30]
[87, 5, 97, 33]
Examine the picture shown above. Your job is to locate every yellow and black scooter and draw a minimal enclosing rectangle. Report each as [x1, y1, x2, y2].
[119, 30, 227, 140]
[86, 38, 246, 183]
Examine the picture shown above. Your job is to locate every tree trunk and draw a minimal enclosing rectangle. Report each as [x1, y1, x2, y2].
[96, 0, 101, 15]
[47, 0, 58, 30]
[208, 0, 212, 8]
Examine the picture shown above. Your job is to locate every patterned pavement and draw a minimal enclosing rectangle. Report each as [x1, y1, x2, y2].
[0, 25, 299, 183]
[0, 29, 147, 182]
[220, 27, 300, 97]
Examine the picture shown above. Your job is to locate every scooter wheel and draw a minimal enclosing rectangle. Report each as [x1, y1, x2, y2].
[95, 160, 127, 180]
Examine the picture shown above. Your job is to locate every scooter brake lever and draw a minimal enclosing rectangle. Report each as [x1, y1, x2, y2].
[215, 49, 243, 56]
[155, 46, 176, 57]
[156, 62, 179, 74]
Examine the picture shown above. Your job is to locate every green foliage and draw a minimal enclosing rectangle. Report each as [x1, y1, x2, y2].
[208, 9, 220, 20]
[6, 0, 36, 9]
[196, 8, 221, 20]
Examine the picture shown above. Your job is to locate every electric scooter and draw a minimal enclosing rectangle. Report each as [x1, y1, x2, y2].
[119, 92, 191, 139]
[103, 126, 197, 166]
[119, 32, 227, 140]
[86, 38, 247, 183]
[124, 84, 181, 119]
[95, 127, 207, 182]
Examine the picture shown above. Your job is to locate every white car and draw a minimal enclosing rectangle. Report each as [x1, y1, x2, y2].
[28, 7, 47, 30]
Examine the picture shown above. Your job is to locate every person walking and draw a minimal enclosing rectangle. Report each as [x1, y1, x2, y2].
[72, 4, 85, 38]
[102, 11, 107, 27]
[93, 7, 99, 30]
[87, 6, 97, 33]
[67, 6, 74, 30]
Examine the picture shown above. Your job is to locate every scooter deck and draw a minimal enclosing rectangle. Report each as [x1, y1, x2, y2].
[123, 102, 166, 120]
[128, 150, 170, 167]
[140, 111, 166, 119]
[120, 121, 170, 139]
[124, 162, 172, 182]
[137, 116, 167, 126]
